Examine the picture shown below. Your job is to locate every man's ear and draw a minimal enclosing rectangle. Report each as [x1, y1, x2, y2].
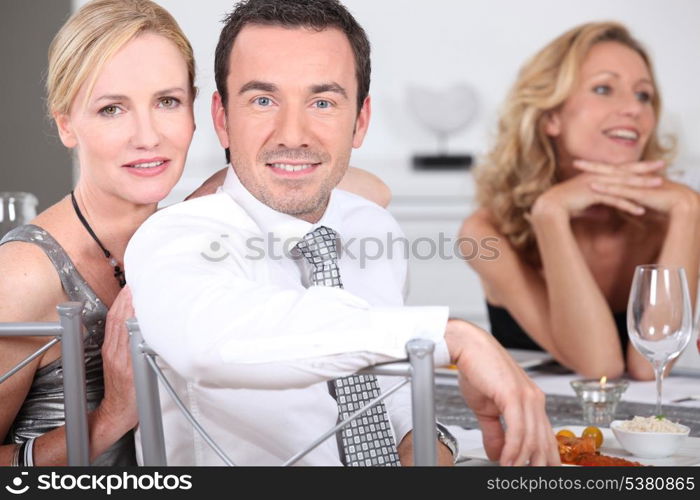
[544, 110, 561, 137]
[352, 95, 371, 149]
[211, 91, 230, 149]
[54, 113, 77, 148]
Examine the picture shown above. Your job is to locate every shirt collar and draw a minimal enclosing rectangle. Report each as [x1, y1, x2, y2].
[221, 165, 345, 243]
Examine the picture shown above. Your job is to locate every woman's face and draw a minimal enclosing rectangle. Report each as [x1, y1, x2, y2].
[545, 41, 656, 175]
[56, 32, 195, 205]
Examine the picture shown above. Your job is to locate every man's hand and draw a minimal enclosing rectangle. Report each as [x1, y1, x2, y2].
[444, 320, 560, 466]
[397, 431, 454, 466]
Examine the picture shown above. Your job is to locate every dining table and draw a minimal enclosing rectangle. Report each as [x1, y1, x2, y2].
[434, 360, 700, 466]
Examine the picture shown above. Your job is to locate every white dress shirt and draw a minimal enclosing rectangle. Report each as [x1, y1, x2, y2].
[125, 166, 450, 465]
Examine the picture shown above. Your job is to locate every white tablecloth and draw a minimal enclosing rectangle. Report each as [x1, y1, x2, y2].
[529, 371, 700, 408]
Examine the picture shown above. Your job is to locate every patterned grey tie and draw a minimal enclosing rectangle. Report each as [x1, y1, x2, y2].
[296, 226, 400, 466]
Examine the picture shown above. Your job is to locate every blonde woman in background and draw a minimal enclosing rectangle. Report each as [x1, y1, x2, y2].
[461, 22, 700, 380]
[0, 0, 389, 466]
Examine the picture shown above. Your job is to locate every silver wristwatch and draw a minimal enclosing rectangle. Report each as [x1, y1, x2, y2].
[436, 423, 459, 463]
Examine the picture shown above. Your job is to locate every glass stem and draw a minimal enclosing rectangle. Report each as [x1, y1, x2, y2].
[653, 360, 667, 416]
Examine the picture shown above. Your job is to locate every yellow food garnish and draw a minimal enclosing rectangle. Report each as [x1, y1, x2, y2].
[581, 426, 604, 449]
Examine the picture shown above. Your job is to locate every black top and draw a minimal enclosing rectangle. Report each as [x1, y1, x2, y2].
[486, 302, 629, 351]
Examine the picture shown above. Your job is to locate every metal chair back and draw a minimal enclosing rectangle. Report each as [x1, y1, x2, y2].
[127, 318, 438, 466]
[0, 302, 89, 465]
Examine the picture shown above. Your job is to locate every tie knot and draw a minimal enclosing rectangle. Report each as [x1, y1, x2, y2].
[296, 226, 343, 288]
[296, 226, 340, 266]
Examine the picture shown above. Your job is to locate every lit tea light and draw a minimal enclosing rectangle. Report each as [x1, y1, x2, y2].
[570, 377, 629, 427]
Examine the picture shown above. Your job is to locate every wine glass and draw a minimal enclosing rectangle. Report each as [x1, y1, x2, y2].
[0, 192, 38, 238]
[627, 265, 693, 416]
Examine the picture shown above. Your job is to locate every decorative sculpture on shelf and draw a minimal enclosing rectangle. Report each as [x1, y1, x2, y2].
[407, 83, 477, 170]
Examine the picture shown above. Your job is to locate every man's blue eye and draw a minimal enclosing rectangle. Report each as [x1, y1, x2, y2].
[315, 100, 331, 109]
[255, 97, 272, 106]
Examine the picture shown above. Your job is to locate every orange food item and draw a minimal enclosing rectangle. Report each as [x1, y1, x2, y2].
[575, 454, 642, 467]
[581, 426, 604, 449]
[556, 429, 576, 439]
[557, 434, 596, 464]
[556, 434, 642, 467]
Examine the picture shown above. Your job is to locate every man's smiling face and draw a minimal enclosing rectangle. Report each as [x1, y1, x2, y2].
[212, 24, 370, 223]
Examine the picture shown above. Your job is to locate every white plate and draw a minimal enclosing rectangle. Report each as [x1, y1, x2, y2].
[454, 425, 700, 466]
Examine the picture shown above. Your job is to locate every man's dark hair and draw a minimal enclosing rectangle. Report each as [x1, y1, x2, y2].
[215, 0, 371, 163]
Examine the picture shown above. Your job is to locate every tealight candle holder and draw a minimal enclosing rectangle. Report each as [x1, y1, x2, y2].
[570, 377, 629, 427]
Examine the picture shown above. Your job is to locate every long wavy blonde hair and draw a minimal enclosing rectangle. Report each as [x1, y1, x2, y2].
[475, 22, 673, 265]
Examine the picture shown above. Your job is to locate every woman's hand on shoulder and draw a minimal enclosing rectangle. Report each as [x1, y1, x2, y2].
[97, 286, 138, 432]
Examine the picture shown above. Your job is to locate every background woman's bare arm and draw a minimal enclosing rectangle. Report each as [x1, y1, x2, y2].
[461, 208, 625, 378]
[626, 191, 700, 379]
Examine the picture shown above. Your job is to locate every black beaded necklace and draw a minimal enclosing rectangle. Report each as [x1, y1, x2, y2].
[70, 191, 126, 288]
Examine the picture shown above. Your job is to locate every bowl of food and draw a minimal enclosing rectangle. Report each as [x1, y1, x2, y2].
[611, 416, 690, 459]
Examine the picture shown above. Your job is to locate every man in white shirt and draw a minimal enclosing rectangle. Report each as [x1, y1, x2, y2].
[126, 0, 559, 466]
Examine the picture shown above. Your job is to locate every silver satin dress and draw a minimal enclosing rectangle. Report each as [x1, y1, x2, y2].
[1, 224, 136, 465]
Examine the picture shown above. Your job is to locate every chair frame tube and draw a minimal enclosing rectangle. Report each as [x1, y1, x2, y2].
[0, 302, 89, 465]
[127, 319, 168, 466]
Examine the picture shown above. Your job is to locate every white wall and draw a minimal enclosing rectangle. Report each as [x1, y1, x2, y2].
[70, 0, 700, 369]
[75, 0, 700, 201]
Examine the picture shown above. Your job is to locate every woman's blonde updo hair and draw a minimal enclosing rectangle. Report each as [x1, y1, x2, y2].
[475, 21, 673, 265]
[47, 0, 196, 116]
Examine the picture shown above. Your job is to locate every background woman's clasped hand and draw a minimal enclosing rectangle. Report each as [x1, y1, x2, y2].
[534, 159, 672, 217]
[576, 159, 699, 216]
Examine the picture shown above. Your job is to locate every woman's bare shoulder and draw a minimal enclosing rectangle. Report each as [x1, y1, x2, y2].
[460, 208, 503, 239]
[459, 208, 535, 281]
[0, 240, 65, 322]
